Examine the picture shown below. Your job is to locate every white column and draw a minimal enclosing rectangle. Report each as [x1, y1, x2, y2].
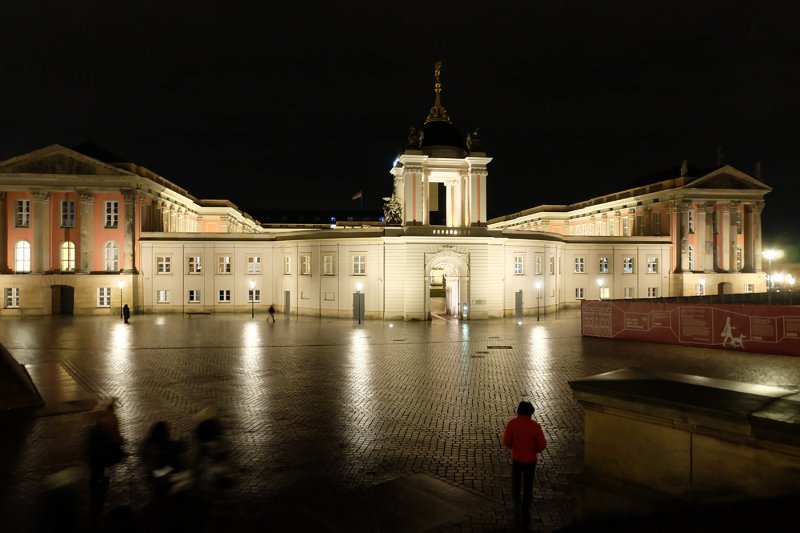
[729, 202, 739, 272]
[422, 169, 430, 226]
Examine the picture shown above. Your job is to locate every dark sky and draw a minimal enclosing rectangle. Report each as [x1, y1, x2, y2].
[1, 1, 798, 246]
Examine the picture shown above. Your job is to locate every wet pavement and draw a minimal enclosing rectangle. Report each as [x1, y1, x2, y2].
[2, 310, 800, 531]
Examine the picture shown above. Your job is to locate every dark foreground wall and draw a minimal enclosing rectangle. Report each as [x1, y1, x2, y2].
[581, 300, 800, 356]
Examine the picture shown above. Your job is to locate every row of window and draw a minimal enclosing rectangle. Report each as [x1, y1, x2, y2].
[156, 289, 261, 304]
[571, 256, 659, 275]
[12, 240, 121, 273]
[15, 200, 120, 228]
[575, 287, 659, 299]
[687, 210, 744, 235]
[513, 255, 555, 275]
[156, 254, 367, 276]
[569, 208, 745, 238]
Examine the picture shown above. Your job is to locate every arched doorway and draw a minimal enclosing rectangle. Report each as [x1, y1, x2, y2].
[425, 250, 470, 320]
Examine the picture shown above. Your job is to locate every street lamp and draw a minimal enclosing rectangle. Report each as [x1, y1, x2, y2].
[596, 278, 604, 300]
[356, 282, 363, 324]
[248, 280, 255, 318]
[762, 249, 783, 290]
[117, 280, 124, 319]
[534, 281, 542, 321]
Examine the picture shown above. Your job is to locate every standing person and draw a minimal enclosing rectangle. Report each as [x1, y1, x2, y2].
[86, 398, 124, 524]
[267, 304, 275, 323]
[503, 400, 546, 526]
[122, 304, 131, 324]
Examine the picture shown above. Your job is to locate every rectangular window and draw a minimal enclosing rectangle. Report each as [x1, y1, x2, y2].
[352, 255, 366, 275]
[5, 287, 20, 308]
[157, 256, 171, 274]
[635, 215, 644, 236]
[736, 210, 743, 234]
[574, 257, 585, 273]
[598, 257, 609, 273]
[622, 217, 630, 236]
[323, 254, 336, 276]
[569, 225, 574, 236]
[695, 283, 705, 296]
[647, 287, 658, 298]
[61, 200, 76, 227]
[514, 255, 524, 275]
[624, 287, 635, 298]
[16, 200, 31, 227]
[687, 210, 695, 234]
[188, 289, 202, 303]
[98, 287, 111, 307]
[609, 219, 616, 236]
[300, 254, 311, 276]
[218, 289, 231, 302]
[745, 283, 755, 294]
[188, 256, 202, 274]
[575, 287, 585, 299]
[652, 213, 661, 235]
[248, 289, 261, 303]
[105, 201, 119, 228]
[599, 287, 610, 300]
[548, 256, 555, 275]
[623, 257, 634, 274]
[647, 257, 658, 274]
[283, 255, 291, 275]
[157, 290, 171, 303]
[535, 255, 543, 275]
[217, 256, 232, 274]
[247, 256, 261, 274]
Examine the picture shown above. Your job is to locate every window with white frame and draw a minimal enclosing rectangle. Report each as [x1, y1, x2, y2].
[745, 283, 755, 294]
[98, 287, 111, 307]
[513, 255, 524, 275]
[104, 201, 119, 228]
[549, 256, 555, 275]
[599, 287, 610, 300]
[535, 255, 543, 275]
[217, 255, 232, 274]
[695, 283, 705, 296]
[157, 256, 171, 274]
[16, 200, 31, 228]
[623, 257, 634, 274]
[569, 225, 575, 236]
[104, 241, 119, 272]
[157, 290, 171, 303]
[736, 246, 743, 270]
[688, 245, 695, 271]
[609, 219, 616, 236]
[652, 212, 661, 235]
[218, 289, 231, 302]
[188, 289, 201, 303]
[574, 257, 585, 273]
[300, 254, 311, 276]
[61, 200, 76, 227]
[647, 287, 658, 298]
[247, 256, 261, 274]
[60, 241, 76, 272]
[352, 254, 366, 275]
[635, 215, 644, 236]
[5, 288, 20, 308]
[599, 257, 609, 273]
[736, 210, 743, 234]
[283, 255, 291, 275]
[14, 241, 31, 273]
[647, 257, 658, 274]
[624, 287, 635, 298]
[622, 217, 630, 236]
[188, 256, 202, 274]
[248, 289, 261, 303]
[687, 209, 695, 234]
[323, 254, 336, 276]
[575, 287, 585, 299]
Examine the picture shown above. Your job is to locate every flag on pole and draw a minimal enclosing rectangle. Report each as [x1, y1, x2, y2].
[351, 190, 363, 200]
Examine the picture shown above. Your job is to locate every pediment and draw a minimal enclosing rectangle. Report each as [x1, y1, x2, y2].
[0, 145, 131, 176]
[686, 166, 771, 191]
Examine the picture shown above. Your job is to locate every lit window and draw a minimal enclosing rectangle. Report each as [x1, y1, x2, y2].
[217, 256, 232, 274]
[623, 257, 634, 274]
[157, 290, 171, 303]
[688, 245, 695, 271]
[323, 254, 336, 276]
[218, 289, 231, 303]
[157, 256, 171, 274]
[548, 256, 555, 275]
[16, 200, 30, 228]
[104, 241, 119, 272]
[98, 287, 111, 307]
[599, 257, 609, 273]
[188, 290, 202, 303]
[4, 288, 20, 308]
[624, 287, 635, 298]
[188, 256, 202, 274]
[736, 210, 743, 234]
[622, 217, 630, 236]
[687, 210, 695, 234]
[248, 289, 261, 303]
[14, 241, 31, 273]
[736, 246, 742, 271]
[647, 287, 658, 298]
[695, 283, 705, 296]
[609, 220, 616, 236]
[105, 201, 119, 228]
[535, 255, 543, 275]
[301, 254, 311, 276]
[599, 287, 610, 300]
[60, 241, 76, 272]
[352, 255, 366, 275]
[574, 257, 585, 273]
[575, 287, 585, 299]
[647, 257, 658, 274]
[247, 256, 261, 274]
[744, 283, 754, 294]
[61, 200, 76, 227]
[514, 255, 524, 275]
[283, 256, 291, 275]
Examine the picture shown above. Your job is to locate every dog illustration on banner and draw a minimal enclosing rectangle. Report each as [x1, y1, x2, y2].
[720, 316, 746, 349]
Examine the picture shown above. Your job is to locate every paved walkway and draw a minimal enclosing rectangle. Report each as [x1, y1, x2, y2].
[2, 310, 800, 531]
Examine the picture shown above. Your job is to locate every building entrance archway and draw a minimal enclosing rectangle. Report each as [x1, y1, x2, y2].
[425, 250, 470, 320]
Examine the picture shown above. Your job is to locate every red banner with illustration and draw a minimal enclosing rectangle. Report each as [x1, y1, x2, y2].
[581, 300, 800, 356]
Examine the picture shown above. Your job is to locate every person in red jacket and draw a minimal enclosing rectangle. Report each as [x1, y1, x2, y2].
[503, 400, 547, 524]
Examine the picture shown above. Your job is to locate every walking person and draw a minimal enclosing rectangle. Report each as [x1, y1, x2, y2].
[122, 304, 131, 324]
[86, 398, 124, 526]
[503, 400, 546, 527]
[267, 304, 275, 323]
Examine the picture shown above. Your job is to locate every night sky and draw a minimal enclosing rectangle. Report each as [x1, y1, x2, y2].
[1, 1, 798, 249]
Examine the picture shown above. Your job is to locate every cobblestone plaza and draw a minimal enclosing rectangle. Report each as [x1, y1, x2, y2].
[2, 311, 800, 531]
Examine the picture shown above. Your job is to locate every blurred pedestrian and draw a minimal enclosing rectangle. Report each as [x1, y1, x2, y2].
[123, 304, 131, 324]
[268, 304, 276, 323]
[86, 398, 124, 524]
[140, 421, 186, 499]
[503, 400, 546, 526]
[192, 408, 238, 531]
